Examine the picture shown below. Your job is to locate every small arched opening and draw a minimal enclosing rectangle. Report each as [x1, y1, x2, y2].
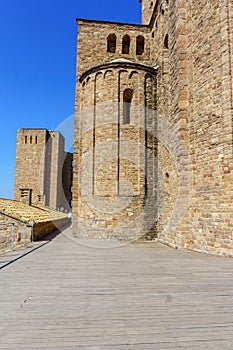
[136, 35, 145, 55]
[122, 35, 130, 54]
[107, 33, 116, 53]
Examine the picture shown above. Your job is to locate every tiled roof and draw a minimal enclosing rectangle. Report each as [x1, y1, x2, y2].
[0, 198, 67, 225]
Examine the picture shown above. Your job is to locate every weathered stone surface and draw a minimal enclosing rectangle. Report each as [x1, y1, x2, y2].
[72, 0, 233, 256]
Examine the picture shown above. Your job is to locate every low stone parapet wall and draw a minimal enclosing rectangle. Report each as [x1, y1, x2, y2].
[0, 213, 32, 254]
[0, 212, 70, 255]
[33, 218, 70, 240]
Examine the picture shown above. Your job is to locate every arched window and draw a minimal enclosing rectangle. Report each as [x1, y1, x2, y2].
[107, 33, 116, 53]
[35, 136, 38, 144]
[24, 136, 27, 144]
[164, 34, 169, 49]
[30, 136, 32, 144]
[122, 35, 130, 54]
[123, 89, 133, 124]
[136, 35, 145, 55]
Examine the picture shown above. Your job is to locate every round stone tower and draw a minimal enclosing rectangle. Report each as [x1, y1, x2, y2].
[73, 19, 158, 241]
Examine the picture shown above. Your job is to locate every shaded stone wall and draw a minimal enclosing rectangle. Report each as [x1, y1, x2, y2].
[33, 218, 70, 240]
[49, 131, 64, 209]
[62, 152, 73, 209]
[154, 0, 192, 247]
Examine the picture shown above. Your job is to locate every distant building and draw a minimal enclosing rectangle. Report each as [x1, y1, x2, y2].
[14, 128, 73, 211]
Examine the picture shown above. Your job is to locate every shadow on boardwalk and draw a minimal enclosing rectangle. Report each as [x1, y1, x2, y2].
[0, 223, 70, 271]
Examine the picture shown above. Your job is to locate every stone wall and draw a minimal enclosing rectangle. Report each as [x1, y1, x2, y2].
[182, 0, 233, 256]
[154, 0, 233, 256]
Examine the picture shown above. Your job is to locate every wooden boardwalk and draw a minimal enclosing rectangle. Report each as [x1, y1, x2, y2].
[1, 227, 233, 349]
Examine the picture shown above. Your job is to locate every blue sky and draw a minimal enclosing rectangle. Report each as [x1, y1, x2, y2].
[0, 0, 141, 199]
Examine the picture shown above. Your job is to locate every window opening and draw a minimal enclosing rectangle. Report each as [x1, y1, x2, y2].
[136, 35, 145, 55]
[107, 33, 116, 53]
[122, 35, 130, 54]
[123, 89, 133, 124]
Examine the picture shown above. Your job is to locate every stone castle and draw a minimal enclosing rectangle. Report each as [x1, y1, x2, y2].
[14, 0, 233, 256]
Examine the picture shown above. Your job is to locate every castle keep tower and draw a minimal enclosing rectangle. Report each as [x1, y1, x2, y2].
[15, 129, 73, 211]
[73, 19, 158, 240]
